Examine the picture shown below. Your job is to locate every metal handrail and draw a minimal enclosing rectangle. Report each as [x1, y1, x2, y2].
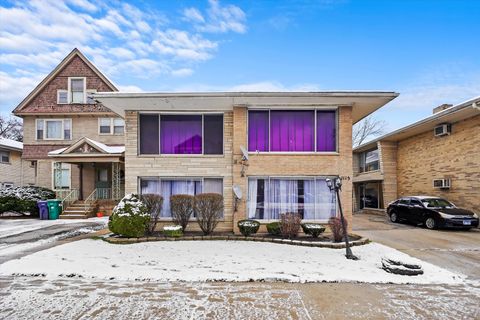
[61, 189, 79, 211]
[84, 189, 98, 214]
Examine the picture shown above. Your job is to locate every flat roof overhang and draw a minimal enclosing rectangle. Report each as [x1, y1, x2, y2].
[354, 96, 480, 152]
[94, 91, 399, 124]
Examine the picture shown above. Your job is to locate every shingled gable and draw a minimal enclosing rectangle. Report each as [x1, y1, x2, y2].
[13, 48, 118, 115]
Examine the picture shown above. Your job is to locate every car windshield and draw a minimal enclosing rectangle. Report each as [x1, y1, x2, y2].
[421, 198, 455, 208]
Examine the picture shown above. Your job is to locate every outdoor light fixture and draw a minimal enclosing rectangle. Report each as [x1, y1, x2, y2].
[326, 177, 359, 260]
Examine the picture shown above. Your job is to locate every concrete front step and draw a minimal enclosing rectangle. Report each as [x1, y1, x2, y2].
[60, 214, 88, 219]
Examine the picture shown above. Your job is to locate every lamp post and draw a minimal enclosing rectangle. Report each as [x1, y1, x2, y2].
[326, 177, 359, 260]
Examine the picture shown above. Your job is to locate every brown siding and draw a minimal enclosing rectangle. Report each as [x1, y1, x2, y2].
[18, 55, 114, 114]
[397, 115, 480, 212]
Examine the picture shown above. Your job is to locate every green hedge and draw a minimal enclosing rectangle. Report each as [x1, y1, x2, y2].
[301, 223, 326, 238]
[237, 219, 260, 236]
[0, 186, 56, 216]
[266, 222, 281, 235]
[108, 194, 150, 238]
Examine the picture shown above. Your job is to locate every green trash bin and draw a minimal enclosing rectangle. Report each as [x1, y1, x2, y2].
[47, 199, 62, 220]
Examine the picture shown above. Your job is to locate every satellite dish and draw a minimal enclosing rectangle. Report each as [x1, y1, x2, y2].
[240, 146, 249, 161]
[233, 185, 243, 199]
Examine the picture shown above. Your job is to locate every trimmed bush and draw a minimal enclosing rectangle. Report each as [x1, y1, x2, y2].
[141, 194, 163, 235]
[266, 222, 281, 236]
[328, 216, 348, 242]
[171, 194, 194, 232]
[280, 212, 302, 239]
[109, 194, 150, 238]
[194, 193, 223, 235]
[163, 225, 183, 237]
[301, 223, 326, 238]
[237, 219, 260, 236]
[0, 186, 56, 216]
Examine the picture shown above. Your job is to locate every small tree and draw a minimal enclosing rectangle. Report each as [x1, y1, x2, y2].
[141, 194, 163, 235]
[171, 194, 194, 232]
[109, 194, 150, 238]
[0, 115, 23, 142]
[329, 217, 348, 242]
[352, 115, 387, 147]
[280, 212, 302, 239]
[194, 193, 223, 235]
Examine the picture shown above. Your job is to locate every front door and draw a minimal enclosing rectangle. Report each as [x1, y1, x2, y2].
[95, 167, 110, 199]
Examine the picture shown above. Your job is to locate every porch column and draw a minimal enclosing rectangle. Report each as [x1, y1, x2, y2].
[78, 163, 83, 200]
[112, 162, 121, 200]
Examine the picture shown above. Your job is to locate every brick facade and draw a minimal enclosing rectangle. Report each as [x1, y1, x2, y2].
[0, 149, 35, 187]
[397, 115, 480, 212]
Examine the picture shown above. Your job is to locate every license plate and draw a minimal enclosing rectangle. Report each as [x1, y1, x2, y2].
[463, 220, 471, 225]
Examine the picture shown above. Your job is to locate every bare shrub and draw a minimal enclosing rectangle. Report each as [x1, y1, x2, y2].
[329, 216, 348, 242]
[280, 212, 302, 239]
[141, 194, 163, 235]
[170, 194, 194, 232]
[194, 193, 224, 235]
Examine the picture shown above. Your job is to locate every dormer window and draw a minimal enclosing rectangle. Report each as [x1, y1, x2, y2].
[68, 77, 85, 103]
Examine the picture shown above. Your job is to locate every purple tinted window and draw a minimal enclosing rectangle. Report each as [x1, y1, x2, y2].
[160, 115, 202, 154]
[204, 114, 223, 154]
[270, 111, 314, 152]
[139, 114, 159, 154]
[316, 111, 336, 152]
[248, 111, 269, 152]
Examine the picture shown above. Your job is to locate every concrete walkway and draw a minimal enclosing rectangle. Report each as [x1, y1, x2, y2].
[352, 213, 480, 279]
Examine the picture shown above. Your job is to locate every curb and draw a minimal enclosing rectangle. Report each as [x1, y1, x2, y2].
[103, 234, 370, 248]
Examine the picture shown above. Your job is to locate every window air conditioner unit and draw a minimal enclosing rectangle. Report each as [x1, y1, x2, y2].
[433, 178, 451, 189]
[434, 124, 451, 137]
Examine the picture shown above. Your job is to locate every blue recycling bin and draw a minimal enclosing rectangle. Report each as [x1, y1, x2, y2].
[37, 201, 49, 220]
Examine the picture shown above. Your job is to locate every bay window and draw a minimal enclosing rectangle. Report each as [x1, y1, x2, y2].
[36, 119, 71, 140]
[139, 114, 223, 155]
[139, 177, 223, 217]
[247, 177, 337, 220]
[248, 109, 337, 152]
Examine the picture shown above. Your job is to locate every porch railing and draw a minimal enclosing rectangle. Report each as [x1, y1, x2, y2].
[61, 189, 79, 211]
[97, 188, 112, 200]
[84, 188, 98, 214]
[55, 190, 72, 200]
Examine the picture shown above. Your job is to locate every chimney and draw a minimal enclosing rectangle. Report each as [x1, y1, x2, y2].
[433, 104, 453, 114]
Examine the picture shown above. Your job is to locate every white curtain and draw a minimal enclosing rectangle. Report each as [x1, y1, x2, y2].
[141, 179, 160, 194]
[203, 178, 223, 194]
[303, 180, 316, 219]
[247, 179, 258, 219]
[316, 179, 337, 220]
[269, 179, 298, 219]
[46, 121, 62, 139]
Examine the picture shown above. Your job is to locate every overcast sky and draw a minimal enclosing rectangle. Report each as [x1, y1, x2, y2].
[1, 0, 479, 133]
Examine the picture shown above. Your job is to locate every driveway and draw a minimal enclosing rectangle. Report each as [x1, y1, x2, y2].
[353, 213, 480, 279]
[0, 218, 108, 264]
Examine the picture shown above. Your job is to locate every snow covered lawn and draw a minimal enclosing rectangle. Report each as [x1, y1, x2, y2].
[0, 217, 108, 238]
[0, 240, 464, 285]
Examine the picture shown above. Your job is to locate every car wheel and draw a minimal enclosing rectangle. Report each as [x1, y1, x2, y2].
[425, 217, 436, 230]
[390, 212, 399, 223]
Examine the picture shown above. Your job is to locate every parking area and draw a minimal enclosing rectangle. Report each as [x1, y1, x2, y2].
[353, 213, 480, 279]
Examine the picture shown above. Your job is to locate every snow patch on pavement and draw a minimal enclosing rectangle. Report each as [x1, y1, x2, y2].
[0, 240, 465, 284]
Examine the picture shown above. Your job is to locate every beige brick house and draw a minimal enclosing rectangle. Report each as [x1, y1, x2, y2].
[96, 91, 398, 232]
[353, 97, 480, 214]
[0, 138, 35, 188]
[13, 49, 125, 218]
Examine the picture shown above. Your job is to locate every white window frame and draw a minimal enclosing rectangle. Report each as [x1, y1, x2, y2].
[52, 162, 71, 190]
[98, 118, 125, 135]
[138, 176, 224, 219]
[57, 90, 68, 104]
[36, 119, 72, 140]
[246, 175, 338, 223]
[246, 107, 339, 154]
[0, 151, 10, 164]
[68, 77, 86, 104]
